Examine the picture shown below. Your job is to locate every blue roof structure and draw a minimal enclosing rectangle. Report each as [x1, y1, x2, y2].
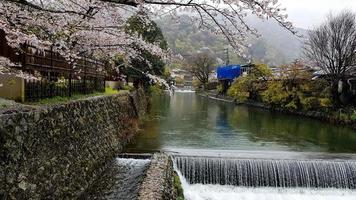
[217, 65, 241, 80]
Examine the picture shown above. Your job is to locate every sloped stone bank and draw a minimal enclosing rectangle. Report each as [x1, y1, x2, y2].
[0, 89, 147, 199]
[138, 153, 177, 200]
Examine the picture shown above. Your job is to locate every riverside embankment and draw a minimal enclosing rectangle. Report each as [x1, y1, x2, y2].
[198, 91, 356, 130]
[0, 89, 147, 199]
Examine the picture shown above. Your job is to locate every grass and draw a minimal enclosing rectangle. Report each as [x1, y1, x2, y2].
[149, 84, 164, 96]
[104, 87, 120, 95]
[330, 108, 356, 123]
[173, 172, 185, 200]
[122, 84, 134, 91]
[27, 87, 122, 105]
[0, 98, 21, 109]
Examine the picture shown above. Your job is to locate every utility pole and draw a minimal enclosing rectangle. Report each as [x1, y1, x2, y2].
[225, 48, 229, 65]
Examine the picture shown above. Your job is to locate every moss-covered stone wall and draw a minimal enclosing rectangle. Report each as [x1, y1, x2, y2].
[0, 89, 147, 199]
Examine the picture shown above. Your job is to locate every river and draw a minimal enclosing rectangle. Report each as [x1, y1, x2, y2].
[126, 91, 356, 153]
[125, 91, 356, 200]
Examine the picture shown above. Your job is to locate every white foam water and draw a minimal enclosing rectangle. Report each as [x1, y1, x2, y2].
[175, 156, 356, 188]
[183, 184, 356, 200]
[174, 89, 195, 93]
[173, 158, 356, 200]
[115, 157, 151, 166]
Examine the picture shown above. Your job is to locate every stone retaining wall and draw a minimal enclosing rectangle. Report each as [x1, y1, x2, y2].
[0, 89, 147, 199]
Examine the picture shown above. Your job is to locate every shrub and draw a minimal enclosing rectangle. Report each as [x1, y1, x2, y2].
[228, 61, 337, 112]
[228, 78, 249, 102]
[192, 79, 202, 90]
[206, 81, 218, 90]
[351, 111, 356, 121]
[261, 81, 290, 107]
[250, 63, 273, 80]
[149, 84, 164, 95]
[301, 97, 320, 111]
[313, 80, 331, 97]
[339, 112, 350, 123]
[285, 100, 298, 110]
[122, 84, 134, 91]
[319, 98, 332, 108]
[175, 77, 185, 85]
[228, 64, 272, 102]
[55, 76, 67, 89]
[217, 83, 223, 94]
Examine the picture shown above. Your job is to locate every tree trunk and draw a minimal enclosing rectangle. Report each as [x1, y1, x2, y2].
[331, 80, 342, 108]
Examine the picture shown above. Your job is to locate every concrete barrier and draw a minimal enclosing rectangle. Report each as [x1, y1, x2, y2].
[0, 74, 24, 102]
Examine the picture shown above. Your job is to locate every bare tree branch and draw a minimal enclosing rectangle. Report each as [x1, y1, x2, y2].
[304, 10, 356, 104]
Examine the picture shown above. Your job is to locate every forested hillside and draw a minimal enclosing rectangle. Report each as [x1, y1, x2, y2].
[156, 15, 307, 66]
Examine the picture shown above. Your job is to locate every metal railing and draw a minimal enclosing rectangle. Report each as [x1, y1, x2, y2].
[21, 44, 107, 101]
[24, 78, 105, 102]
[0, 30, 108, 101]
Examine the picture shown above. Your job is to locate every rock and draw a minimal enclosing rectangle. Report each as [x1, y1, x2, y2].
[18, 181, 27, 191]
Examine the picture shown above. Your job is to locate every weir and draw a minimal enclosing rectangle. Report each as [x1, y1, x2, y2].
[81, 157, 150, 199]
[174, 156, 356, 189]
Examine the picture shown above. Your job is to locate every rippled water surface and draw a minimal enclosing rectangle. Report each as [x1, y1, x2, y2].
[126, 92, 356, 153]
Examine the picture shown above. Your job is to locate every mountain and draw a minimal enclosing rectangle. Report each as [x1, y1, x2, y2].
[156, 15, 308, 66]
[245, 16, 308, 65]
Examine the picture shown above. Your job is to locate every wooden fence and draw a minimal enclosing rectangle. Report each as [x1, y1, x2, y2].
[0, 30, 107, 101]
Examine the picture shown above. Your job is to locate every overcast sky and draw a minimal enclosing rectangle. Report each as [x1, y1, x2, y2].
[279, 0, 356, 29]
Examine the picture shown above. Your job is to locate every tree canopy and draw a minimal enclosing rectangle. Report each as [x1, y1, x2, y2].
[121, 13, 168, 87]
[187, 52, 216, 87]
[0, 0, 294, 80]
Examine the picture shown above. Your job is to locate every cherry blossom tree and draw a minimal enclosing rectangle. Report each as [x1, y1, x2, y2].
[0, 0, 167, 74]
[187, 52, 216, 88]
[0, 0, 294, 82]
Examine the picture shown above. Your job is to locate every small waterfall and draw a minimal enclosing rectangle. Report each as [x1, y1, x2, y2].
[174, 156, 356, 189]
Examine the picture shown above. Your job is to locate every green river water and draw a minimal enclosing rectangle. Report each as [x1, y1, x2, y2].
[126, 92, 356, 154]
[121, 91, 356, 200]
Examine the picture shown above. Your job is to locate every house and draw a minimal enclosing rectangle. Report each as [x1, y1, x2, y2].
[216, 65, 242, 94]
[0, 29, 107, 102]
[217, 65, 242, 81]
[347, 68, 356, 95]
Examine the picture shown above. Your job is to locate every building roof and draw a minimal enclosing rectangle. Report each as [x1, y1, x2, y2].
[217, 65, 241, 80]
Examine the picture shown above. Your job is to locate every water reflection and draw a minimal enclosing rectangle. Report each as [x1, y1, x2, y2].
[126, 93, 356, 153]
